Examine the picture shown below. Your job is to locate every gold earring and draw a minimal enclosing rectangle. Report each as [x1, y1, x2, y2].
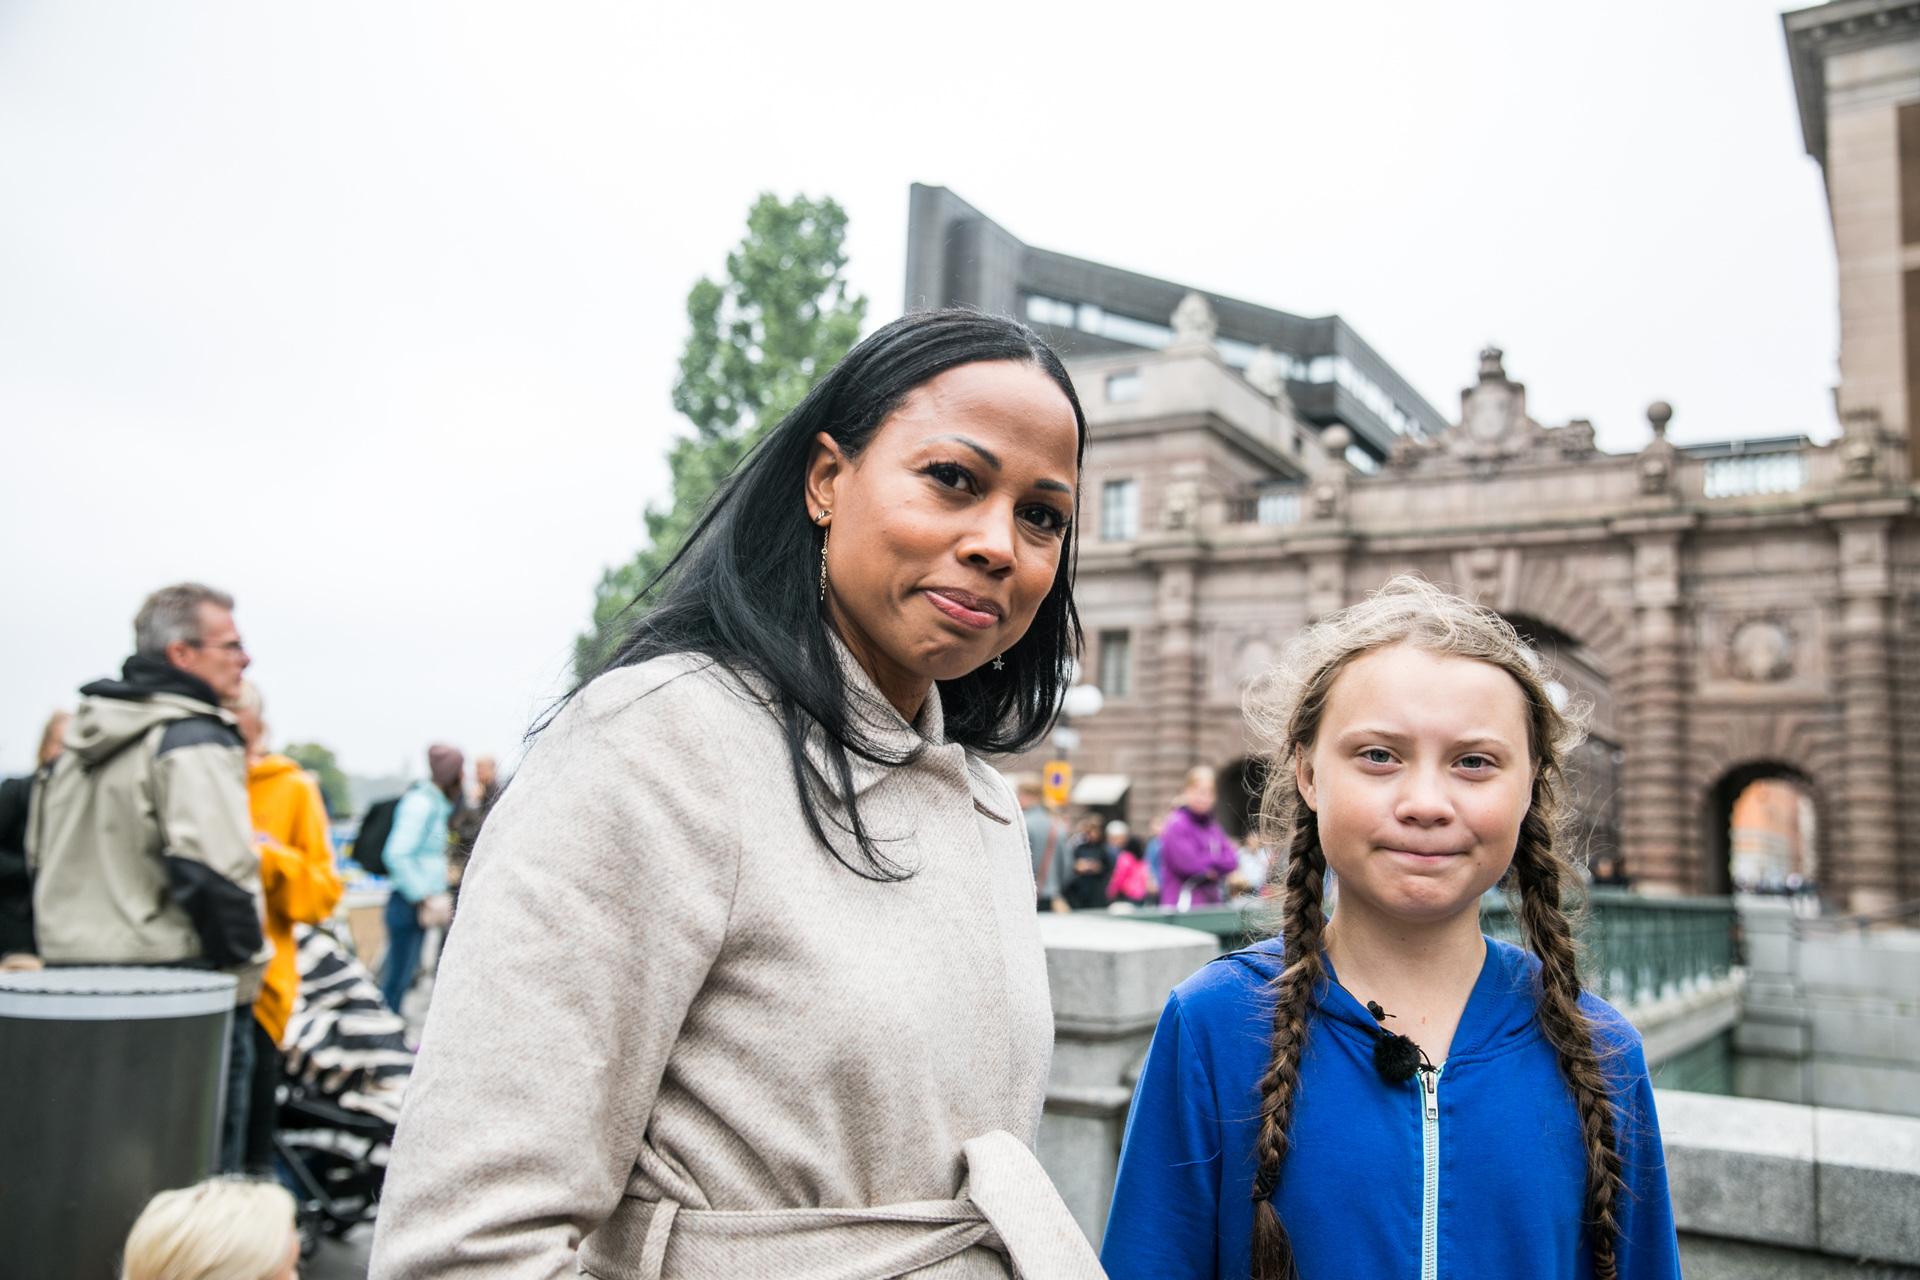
[816, 510, 830, 602]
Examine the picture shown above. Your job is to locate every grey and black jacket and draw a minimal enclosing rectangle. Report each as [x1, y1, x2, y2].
[27, 656, 268, 1003]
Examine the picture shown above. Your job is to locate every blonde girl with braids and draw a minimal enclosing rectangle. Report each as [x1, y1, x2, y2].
[1101, 578, 1680, 1280]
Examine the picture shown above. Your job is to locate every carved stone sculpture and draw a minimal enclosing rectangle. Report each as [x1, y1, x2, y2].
[1244, 345, 1284, 398]
[1637, 401, 1677, 497]
[1161, 478, 1200, 530]
[1728, 619, 1795, 683]
[1169, 292, 1218, 349]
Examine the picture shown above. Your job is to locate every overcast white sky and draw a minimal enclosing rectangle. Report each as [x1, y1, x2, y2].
[0, 1, 1836, 779]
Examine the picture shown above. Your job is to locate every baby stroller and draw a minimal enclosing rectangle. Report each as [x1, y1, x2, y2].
[276, 923, 414, 1253]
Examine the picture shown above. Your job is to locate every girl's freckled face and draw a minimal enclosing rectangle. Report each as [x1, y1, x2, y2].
[1296, 645, 1536, 926]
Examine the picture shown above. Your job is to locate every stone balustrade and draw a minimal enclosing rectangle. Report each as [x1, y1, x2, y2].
[1660, 1090, 1920, 1278]
[1737, 894, 1920, 1117]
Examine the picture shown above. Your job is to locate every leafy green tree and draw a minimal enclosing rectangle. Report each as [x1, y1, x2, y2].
[283, 741, 352, 818]
[576, 193, 867, 679]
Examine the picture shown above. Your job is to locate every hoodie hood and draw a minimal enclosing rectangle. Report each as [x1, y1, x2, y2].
[79, 654, 222, 708]
[66, 655, 232, 769]
[248, 752, 303, 784]
[1217, 933, 1549, 1061]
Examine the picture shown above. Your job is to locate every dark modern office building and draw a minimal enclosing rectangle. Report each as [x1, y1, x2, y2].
[903, 183, 1447, 466]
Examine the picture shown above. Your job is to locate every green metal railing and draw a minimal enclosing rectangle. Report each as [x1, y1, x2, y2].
[1105, 888, 1737, 1009]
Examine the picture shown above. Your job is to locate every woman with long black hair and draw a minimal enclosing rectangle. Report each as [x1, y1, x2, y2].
[371, 310, 1105, 1279]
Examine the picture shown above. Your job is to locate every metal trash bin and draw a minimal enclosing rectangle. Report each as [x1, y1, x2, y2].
[0, 967, 237, 1280]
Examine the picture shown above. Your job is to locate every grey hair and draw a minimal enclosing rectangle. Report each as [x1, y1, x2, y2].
[134, 583, 235, 658]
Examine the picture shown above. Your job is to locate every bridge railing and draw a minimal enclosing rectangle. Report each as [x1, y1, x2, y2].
[1103, 889, 1737, 1007]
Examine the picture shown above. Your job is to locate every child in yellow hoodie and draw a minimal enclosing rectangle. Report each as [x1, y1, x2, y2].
[232, 681, 343, 1174]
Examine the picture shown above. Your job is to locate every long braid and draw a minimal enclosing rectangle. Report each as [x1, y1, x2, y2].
[1249, 785, 1328, 1280]
[1511, 799, 1625, 1280]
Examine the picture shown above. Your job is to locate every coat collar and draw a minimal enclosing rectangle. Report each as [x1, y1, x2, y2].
[792, 631, 1016, 825]
[800, 631, 943, 800]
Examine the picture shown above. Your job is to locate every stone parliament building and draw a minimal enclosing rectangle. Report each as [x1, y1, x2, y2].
[906, 5, 1920, 911]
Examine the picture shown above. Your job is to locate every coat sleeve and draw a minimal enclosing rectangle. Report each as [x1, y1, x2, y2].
[153, 725, 265, 971]
[1211, 831, 1240, 877]
[369, 669, 742, 1280]
[1101, 994, 1222, 1280]
[290, 777, 344, 923]
[257, 827, 341, 929]
[1613, 1044, 1682, 1279]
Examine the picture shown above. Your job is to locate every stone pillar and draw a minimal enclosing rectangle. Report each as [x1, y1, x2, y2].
[1035, 914, 1219, 1246]
[1833, 518, 1900, 912]
[1301, 544, 1348, 623]
[1619, 530, 1692, 894]
[1144, 553, 1202, 818]
[1733, 895, 1810, 1104]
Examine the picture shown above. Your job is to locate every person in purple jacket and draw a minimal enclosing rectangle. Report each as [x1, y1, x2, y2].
[1158, 766, 1239, 909]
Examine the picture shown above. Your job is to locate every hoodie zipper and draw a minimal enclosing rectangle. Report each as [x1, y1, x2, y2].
[1419, 1064, 1443, 1280]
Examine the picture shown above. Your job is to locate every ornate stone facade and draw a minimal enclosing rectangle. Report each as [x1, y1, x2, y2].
[1786, 1, 1920, 477]
[1024, 328, 1918, 909]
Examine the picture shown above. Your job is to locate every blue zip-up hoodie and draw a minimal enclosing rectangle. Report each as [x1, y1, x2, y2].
[1101, 936, 1681, 1280]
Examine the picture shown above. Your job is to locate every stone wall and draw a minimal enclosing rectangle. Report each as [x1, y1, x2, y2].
[1661, 1090, 1920, 1278]
[1736, 896, 1920, 1116]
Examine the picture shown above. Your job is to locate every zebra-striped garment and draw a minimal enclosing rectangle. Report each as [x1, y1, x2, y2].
[284, 923, 413, 1127]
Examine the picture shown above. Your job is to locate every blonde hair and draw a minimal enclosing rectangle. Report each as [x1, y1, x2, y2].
[1237, 575, 1623, 1280]
[37, 709, 70, 768]
[121, 1178, 295, 1280]
[230, 681, 264, 717]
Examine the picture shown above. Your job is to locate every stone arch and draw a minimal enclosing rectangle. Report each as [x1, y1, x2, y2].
[1420, 551, 1631, 678]
[1699, 760, 1828, 896]
[1689, 711, 1841, 895]
[1494, 558, 1633, 680]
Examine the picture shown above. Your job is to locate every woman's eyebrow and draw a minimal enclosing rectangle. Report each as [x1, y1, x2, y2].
[922, 433, 1075, 497]
[923, 434, 1001, 469]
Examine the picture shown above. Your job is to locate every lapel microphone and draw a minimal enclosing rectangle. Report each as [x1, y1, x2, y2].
[1365, 999, 1432, 1085]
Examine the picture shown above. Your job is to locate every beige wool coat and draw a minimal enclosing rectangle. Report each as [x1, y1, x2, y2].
[370, 647, 1104, 1280]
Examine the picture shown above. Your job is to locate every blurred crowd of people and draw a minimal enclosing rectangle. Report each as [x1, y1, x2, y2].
[0, 582, 498, 1197]
[1019, 764, 1274, 915]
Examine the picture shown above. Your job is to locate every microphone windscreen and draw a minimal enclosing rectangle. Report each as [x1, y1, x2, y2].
[1373, 1032, 1423, 1084]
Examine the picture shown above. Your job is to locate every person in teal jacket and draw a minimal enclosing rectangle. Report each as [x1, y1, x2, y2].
[1103, 579, 1680, 1280]
[379, 744, 461, 1015]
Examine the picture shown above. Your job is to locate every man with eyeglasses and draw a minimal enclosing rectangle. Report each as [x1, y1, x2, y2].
[28, 582, 270, 1171]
